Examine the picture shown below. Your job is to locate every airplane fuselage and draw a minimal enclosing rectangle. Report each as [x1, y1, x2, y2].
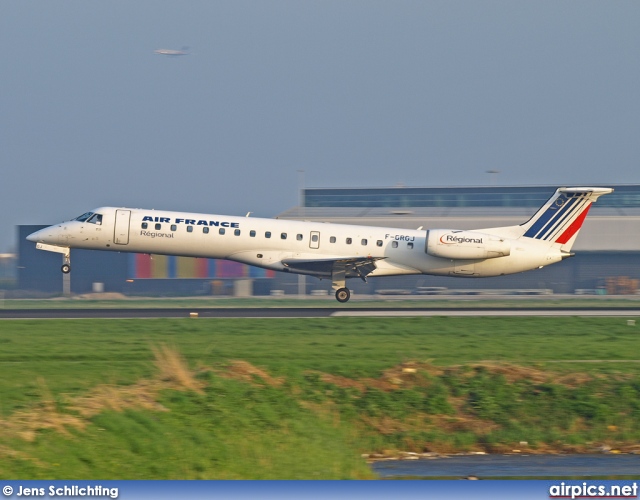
[27, 187, 612, 302]
[29, 206, 561, 279]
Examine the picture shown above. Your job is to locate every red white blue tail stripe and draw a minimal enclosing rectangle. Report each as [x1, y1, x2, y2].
[521, 187, 612, 244]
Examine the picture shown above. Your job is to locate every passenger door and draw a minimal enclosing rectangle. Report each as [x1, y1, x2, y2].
[114, 210, 131, 245]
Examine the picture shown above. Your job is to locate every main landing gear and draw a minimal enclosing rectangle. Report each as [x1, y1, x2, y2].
[61, 263, 71, 274]
[335, 287, 350, 303]
[332, 265, 351, 303]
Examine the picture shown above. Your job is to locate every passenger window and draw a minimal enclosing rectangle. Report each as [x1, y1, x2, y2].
[234, 229, 241, 236]
[376, 240, 383, 247]
[171, 224, 177, 231]
[203, 227, 209, 234]
[408, 242, 414, 249]
[187, 226, 193, 233]
[392, 241, 398, 248]
[361, 239, 367, 246]
[296, 234, 303, 241]
[141, 222, 148, 229]
[155, 223, 161, 230]
[346, 238, 352, 244]
[281, 233, 287, 240]
[265, 231, 271, 238]
[311, 234, 318, 242]
[250, 230, 256, 237]
[219, 228, 225, 235]
[330, 236, 336, 243]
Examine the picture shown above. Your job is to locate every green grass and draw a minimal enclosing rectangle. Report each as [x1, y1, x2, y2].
[1, 317, 640, 478]
[2, 317, 640, 397]
[2, 383, 370, 479]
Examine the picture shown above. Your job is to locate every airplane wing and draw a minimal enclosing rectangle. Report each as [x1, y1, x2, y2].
[281, 256, 385, 280]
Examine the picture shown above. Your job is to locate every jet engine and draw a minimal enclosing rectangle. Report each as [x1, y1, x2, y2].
[426, 229, 511, 259]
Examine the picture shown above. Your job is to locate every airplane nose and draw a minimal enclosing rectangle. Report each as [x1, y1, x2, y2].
[26, 230, 41, 243]
[27, 225, 66, 245]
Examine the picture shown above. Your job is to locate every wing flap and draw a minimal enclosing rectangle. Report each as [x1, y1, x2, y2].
[281, 256, 385, 278]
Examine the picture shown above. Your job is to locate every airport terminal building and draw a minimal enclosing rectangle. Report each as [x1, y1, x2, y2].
[17, 184, 640, 296]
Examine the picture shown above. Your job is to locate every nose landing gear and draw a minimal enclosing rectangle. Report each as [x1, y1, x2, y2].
[32, 242, 72, 275]
[61, 250, 71, 274]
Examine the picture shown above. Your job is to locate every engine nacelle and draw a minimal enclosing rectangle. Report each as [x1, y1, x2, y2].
[426, 229, 512, 260]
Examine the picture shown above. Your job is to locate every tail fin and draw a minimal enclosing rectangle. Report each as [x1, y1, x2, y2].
[520, 187, 613, 250]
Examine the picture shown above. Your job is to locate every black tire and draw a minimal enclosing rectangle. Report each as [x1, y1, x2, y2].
[61, 264, 71, 274]
[335, 288, 350, 303]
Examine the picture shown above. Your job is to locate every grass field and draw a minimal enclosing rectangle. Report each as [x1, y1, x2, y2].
[1, 317, 639, 478]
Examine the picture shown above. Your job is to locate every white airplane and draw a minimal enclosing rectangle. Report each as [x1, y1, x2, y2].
[154, 47, 189, 56]
[27, 187, 612, 302]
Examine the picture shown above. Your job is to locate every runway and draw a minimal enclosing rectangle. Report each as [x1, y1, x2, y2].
[0, 307, 639, 319]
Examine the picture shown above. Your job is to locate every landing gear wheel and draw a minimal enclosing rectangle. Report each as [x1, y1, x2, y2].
[335, 287, 350, 303]
[61, 264, 71, 274]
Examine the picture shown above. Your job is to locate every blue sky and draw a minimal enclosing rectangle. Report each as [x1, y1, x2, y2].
[1, 1, 639, 252]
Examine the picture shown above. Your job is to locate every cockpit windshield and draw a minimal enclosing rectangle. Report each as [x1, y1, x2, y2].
[87, 213, 103, 225]
[75, 212, 94, 222]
